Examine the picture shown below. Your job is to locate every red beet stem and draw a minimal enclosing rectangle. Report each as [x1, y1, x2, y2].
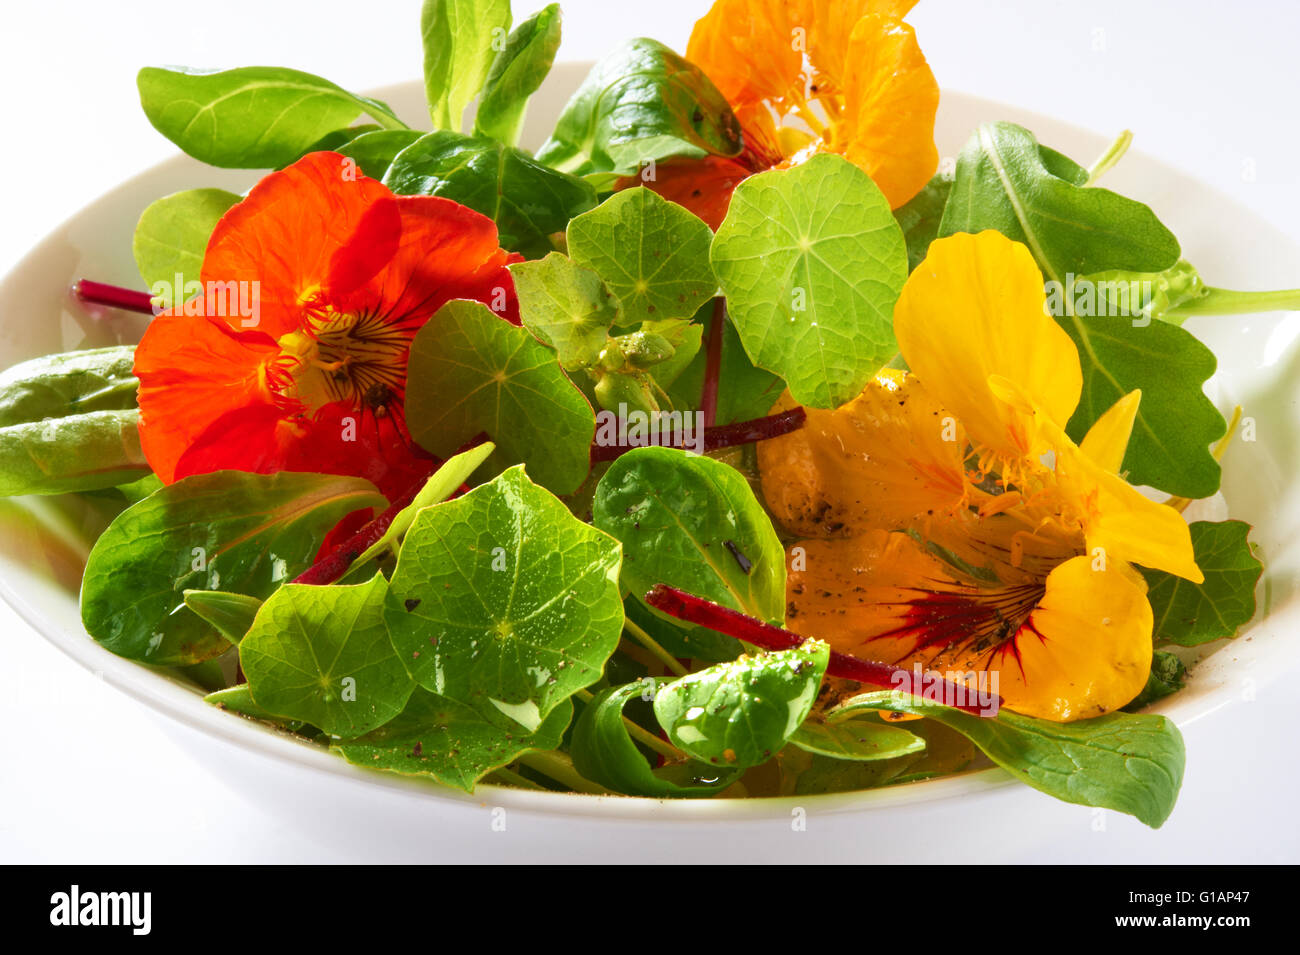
[293, 465, 435, 586]
[700, 298, 726, 429]
[590, 407, 806, 463]
[644, 584, 999, 715]
[74, 279, 157, 315]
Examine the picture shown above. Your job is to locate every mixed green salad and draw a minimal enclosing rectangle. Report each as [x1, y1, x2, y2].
[3, 0, 1289, 828]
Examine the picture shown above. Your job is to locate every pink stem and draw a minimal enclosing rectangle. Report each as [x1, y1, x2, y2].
[590, 407, 806, 463]
[74, 279, 156, 315]
[644, 584, 999, 715]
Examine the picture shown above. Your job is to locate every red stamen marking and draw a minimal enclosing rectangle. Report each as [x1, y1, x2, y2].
[644, 584, 999, 714]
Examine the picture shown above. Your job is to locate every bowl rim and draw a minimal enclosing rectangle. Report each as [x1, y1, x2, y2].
[2, 77, 1293, 822]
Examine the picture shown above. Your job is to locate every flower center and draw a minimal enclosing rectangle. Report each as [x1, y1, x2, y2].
[270, 307, 410, 416]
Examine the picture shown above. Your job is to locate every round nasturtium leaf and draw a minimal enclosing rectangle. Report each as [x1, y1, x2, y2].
[711, 152, 908, 409]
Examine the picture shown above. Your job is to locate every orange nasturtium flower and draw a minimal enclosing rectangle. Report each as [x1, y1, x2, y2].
[636, 0, 940, 228]
[759, 231, 1204, 722]
[134, 151, 520, 500]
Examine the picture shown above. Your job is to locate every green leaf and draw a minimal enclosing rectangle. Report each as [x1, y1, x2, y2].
[405, 300, 595, 494]
[789, 719, 925, 762]
[1141, 520, 1263, 646]
[667, 317, 783, 422]
[240, 574, 413, 737]
[0, 347, 138, 427]
[1124, 651, 1187, 712]
[474, 3, 563, 146]
[182, 590, 263, 645]
[508, 253, 620, 371]
[81, 471, 385, 666]
[642, 318, 703, 393]
[893, 169, 952, 272]
[570, 679, 738, 796]
[567, 187, 716, 327]
[347, 441, 497, 572]
[137, 66, 405, 168]
[711, 152, 908, 409]
[623, 595, 740, 664]
[335, 129, 425, 179]
[334, 690, 571, 793]
[206, 684, 308, 731]
[935, 121, 1222, 496]
[653, 642, 829, 768]
[384, 466, 623, 729]
[830, 691, 1185, 828]
[938, 122, 1180, 277]
[132, 189, 240, 306]
[421, 0, 512, 130]
[592, 446, 786, 623]
[0, 409, 149, 497]
[1058, 315, 1225, 497]
[535, 38, 743, 181]
[384, 131, 596, 259]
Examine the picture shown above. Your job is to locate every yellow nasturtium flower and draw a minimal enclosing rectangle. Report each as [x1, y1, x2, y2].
[759, 230, 1203, 721]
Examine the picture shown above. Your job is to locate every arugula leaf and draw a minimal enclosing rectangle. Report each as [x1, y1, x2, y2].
[81, 471, 385, 666]
[1124, 651, 1187, 712]
[421, 0, 512, 131]
[384, 466, 623, 729]
[474, 3, 563, 147]
[789, 719, 926, 762]
[137, 66, 406, 168]
[535, 38, 743, 182]
[667, 317, 783, 422]
[206, 684, 307, 730]
[567, 187, 716, 327]
[335, 129, 425, 179]
[182, 590, 263, 645]
[1058, 314, 1225, 498]
[0, 409, 148, 497]
[937, 121, 1224, 496]
[334, 690, 572, 792]
[592, 447, 786, 623]
[570, 679, 738, 796]
[384, 131, 596, 259]
[653, 642, 829, 768]
[830, 691, 1186, 827]
[939, 122, 1180, 276]
[893, 169, 952, 272]
[0, 347, 137, 427]
[405, 300, 595, 494]
[711, 153, 908, 409]
[1141, 520, 1263, 646]
[240, 574, 413, 737]
[132, 189, 240, 306]
[508, 253, 620, 371]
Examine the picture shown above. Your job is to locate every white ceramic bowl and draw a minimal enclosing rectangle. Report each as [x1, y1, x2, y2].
[4, 64, 1298, 862]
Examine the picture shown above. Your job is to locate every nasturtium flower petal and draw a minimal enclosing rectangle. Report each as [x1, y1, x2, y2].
[834, 15, 940, 209]
[1079, 389, 1141, 475]
[792, 0, 920, 96]
[894, 231, 1083, 461]
[686, 0, 803, 109]
[757, 371, 967, 539]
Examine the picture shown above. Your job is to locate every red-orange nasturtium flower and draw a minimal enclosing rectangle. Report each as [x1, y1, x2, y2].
[634, 0, 940, 228]
[134, 151, 520, 500]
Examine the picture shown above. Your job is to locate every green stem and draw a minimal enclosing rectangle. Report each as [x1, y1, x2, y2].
[574, 688, 686, 761]
[1164, 286, 1300, 319]
[515, 750, 613, 795]
[485, 767, 547, 791]
[623, 619, 690, 677]
[1085, 129, 1133, 186]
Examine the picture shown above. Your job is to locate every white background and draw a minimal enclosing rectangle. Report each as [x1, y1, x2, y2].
[2, 0, 1298, 862]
